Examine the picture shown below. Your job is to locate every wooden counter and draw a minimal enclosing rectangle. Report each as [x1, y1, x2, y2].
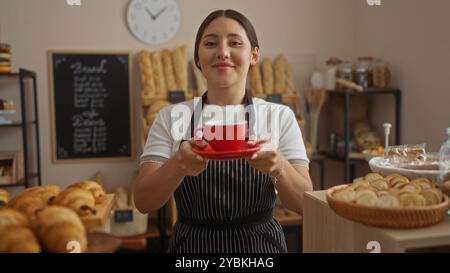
[303, 191, 450, 253]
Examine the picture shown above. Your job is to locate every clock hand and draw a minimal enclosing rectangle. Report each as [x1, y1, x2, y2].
[144, 7, 156, 20]
[153, 6, 168, 20]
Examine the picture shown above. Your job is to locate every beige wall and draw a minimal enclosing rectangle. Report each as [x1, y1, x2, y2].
[0, 0, 357, 194]
[354, 0, 450, 151]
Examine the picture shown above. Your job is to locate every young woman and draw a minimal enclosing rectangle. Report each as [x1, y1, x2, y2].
[134, 9, 313, 253]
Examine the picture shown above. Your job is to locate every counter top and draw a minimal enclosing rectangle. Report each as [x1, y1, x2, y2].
[303, 191, 450, 253]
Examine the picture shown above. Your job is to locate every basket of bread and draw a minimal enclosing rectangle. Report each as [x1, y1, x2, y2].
[326, 172, 450, 228]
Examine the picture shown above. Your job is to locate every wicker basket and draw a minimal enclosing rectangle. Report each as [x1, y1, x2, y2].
[326, 184, 450, 228]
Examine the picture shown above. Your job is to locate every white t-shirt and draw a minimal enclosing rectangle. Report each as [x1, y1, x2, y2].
[140, 97, 309, 168]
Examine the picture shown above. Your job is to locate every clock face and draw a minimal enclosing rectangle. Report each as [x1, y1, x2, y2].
[127, 0, 181, 45]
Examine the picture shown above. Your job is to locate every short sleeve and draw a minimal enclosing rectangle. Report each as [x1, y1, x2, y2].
[140, 107, 173, 165]
[278, 107, 309, 167]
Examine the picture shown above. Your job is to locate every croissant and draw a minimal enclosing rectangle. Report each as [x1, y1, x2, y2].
[0, 208, 31, 227]
[23, 185, 61, 204]
[53, 187, 96, 217]
[34, 206, 86, 253]
[68, 180, 105, 203]
[0, 188, 8, 206]
[0, 226, 41, 253]
[0, 208, 40, 253]
[8, 194, 46, 217]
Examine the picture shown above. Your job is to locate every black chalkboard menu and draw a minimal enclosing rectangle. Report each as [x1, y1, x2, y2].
[48, 51, 134, 162]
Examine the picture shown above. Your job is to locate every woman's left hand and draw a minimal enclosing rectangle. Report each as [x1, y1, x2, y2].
[245, 138, 285, 179]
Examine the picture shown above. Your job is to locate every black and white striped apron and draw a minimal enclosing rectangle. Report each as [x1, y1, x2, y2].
[167, 92, 287, 253]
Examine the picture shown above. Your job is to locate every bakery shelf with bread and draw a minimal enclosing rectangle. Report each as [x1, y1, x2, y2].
[0, 180, 116, 253]
[249, 53, 312, 156]
[326, 172, 450, 228]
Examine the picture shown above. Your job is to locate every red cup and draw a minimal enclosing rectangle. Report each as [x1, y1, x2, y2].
[202, 120, 248, 151]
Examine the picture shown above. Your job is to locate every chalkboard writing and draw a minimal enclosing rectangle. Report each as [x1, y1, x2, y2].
[49, 52, 134, 162]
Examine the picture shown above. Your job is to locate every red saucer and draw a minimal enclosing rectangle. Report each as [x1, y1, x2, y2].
[193, 143, 260, 160]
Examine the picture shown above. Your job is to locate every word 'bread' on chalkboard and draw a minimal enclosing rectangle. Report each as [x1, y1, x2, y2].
[49, 51, 134, 162]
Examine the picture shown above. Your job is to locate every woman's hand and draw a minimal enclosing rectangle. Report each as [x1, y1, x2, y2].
[176, 139, 209, 176]
[246, 138, 286, 180]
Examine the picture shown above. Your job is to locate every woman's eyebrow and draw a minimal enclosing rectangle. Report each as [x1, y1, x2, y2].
[202, 33, 243, 39]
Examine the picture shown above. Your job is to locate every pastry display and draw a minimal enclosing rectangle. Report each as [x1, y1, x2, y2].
[67, 180, 106, 203]
[8, 185, 60, 217]
[34, 206, 87, 253]
[332, 173, 445, 208]
[53, 187, 97, 217]
[0, 225, 41, 253]
[0, 43, 12, 74]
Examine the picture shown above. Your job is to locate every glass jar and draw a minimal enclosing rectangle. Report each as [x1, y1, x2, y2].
[372, 60, 391, 88]
[325, 57, 342, 90]
[337, 61, 354, 90]
[354, 67, 369, 89]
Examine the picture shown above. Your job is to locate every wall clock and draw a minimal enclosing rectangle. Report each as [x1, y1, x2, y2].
[127, 0, 181, 45]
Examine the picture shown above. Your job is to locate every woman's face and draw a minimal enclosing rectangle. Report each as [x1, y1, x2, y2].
[198, 17, 259, 89]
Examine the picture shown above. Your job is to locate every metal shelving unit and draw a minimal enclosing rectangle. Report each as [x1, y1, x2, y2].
[0, 68, 41, 187]
[323, 88, 402, 182]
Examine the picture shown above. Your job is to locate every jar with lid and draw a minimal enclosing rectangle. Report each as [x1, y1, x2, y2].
[354, 67, 369, 89]
[372, 59, 391, 88]
[337, 61, 354, 89]
[356, 57, 373, 88]
[325, 57, 342, 90]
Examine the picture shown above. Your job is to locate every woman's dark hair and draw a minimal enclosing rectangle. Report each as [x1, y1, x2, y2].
[194, 9, 259, 70]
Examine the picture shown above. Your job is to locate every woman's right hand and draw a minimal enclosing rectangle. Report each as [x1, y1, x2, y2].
[176, 139, 209, 176]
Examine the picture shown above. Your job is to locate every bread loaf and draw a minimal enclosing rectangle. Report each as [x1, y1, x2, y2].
[138, 50, 156, 96]
[249, 64, 263, 95]
[151, 51, 167, 97]
[162, 49, 177, 91]
[172, 45, 188, 92]
[274, 55, 286, 94]
[261, 58, 274, 94]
